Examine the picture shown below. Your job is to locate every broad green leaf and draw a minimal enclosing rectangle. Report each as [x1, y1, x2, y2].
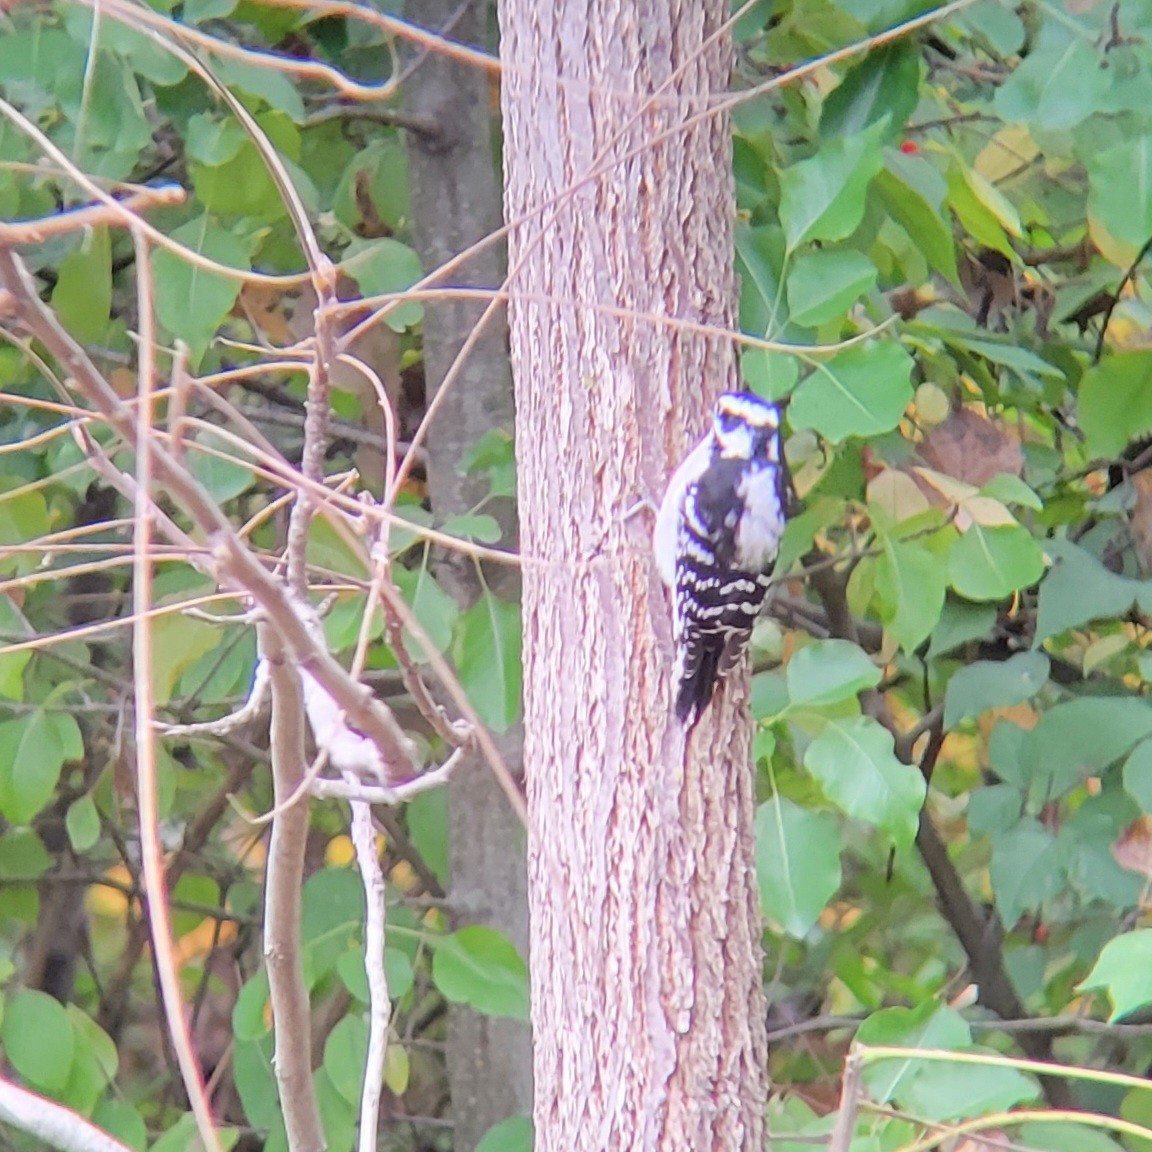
[873, 155, 959, 286]
[384, 1041, 409, 1096]
[150, 611, 224, 707]
[343, 238, 424, 332]
[778, 118, 888, 250]
[1, 989, 74, 1093]
[0, 829, 52, 879]
[875, 538, 947, 652]
[1079, 930, 1152, 1021]
[91, 1099, 147, 1152]
[1017, 1122, 1127, 1152]
[1020, 697, 1152, 801]
[788, 342, 913, 443]
[440, 514, 503, 545]
[0, 487, 49, 576]
[948, 523, 1045, 602]
[1088, 136, 1152, 260]
[407, 565, 458, 655]
[945, 162, 1014, 257]
[857, 1003, 970, 1103]
[233, 1034, 280, 1131]
[51, 226, 111, 342]
[323, 1015, 368, 1107]
[432, 925, 529, 1021]
[186, 428, 256, 503]
[301, 868, 364, 986]
[995, 22, 1110, 131]
[0, 709, 80, 826]
[735, 224, 788, 337]
[966, 783, 1023, 837]
[981, 473, 1043, 510]
[1124, 739, 1152, 812]
[943, 651, 1050, 729]
[153, 215, 250, 364]
[820, 44, 920, 140]
[210, 53, 306, 121]
[455, 595, 521, 733]
[989, 819, 1066, 925]
[476, 1115, 534, 1152]
[741, 347, 799, 402]
[785, 639, 880, 707]
[183, 113, 246, 166]
[1036, 540, 1152, 642]
[900, 1054, 1039, 1121]
[755, 796, 841, 938]
[803, 716, 925, 850]
[1061, 799, 1144, 909]
[65, 794, 101, 853]
[1079, 351, 1152, 459]
[232, 971, 271, 1042]
[785, 248, 877, 327]
[927, 599, 997, 659]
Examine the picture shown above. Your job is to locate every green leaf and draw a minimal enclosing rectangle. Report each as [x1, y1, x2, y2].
[301, 868, 364, 986]
[788, 342, 914, 443]
[803, 716, 926, 850]
[183, 113, 247, 166]
[927, 599, 997, 659]
[0, 828, 52, 879]
[755, 796, 841, 938]
[1079, 930, 1152, 1021]
[785, 639, 880, 707]
[91, 1099, 147, 1152]
[945, 162, 1015, 257]
[1079, 351, 1152, 459]
[323, 1015, 367, 1107]
[407, 565, 458, 654]
[948, 524, 1045, 602]
[990, 819, 1067, 926]
[343, 238, 424, 332]
[875, 538, 947, 652]
[0, 487, 49, 576]
[65, 794, 101, 853]
[735, 224, 788, 337]
[857, 1002, 970, 1103]
[476, 1115, 534, 1152]
[440, 514, 503, 545]
[432, 926, 529, 1021]
[820, 45, 920, 140]
[153, 215, 249, 364]
[1017, 1122, 1126, 1152]
[1088, 136, 1152, 258]
[210, 53, 305, 121]
[0, 709, 79, 826]
[51, 226, 111, 343]
[232, 971, 270, 1042]
[455, 595, 521, 733]
[943, 651, 1050, 729]
[233, 1035, 280, 1131]
[785, 248, 877, 327]
[873, 157, 959, 286]
[1020, 697, 1152, 802]
[186, 428, 256, 504]
[994, 22, 1109, 131]
[1124, 739, 1152, 812]
[900, 1054, 1039, 1121]
[1036, 540, 1152, 642]
[779, 118, 888, 249]
[1, 989, 74, 1093]
[150, 611, 224, 707]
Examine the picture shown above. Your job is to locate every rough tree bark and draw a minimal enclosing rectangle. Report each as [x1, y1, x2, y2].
[402, 3, 532, 1148]
[499, 3, 768, 1150]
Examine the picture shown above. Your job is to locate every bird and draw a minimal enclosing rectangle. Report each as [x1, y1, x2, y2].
[653, 391, 789, 727]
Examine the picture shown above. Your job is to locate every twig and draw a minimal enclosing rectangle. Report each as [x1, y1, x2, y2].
[0, 186, 186, 246]
[1093, 232, 1152, 364]
[128, 229, 222, 1152]
[349, 793, 389, 1152]
[0, 1076, 135, 1152]
[828, 1045, 866, 1152]
[261, 622, 326, 1152]
[311, 743, 470, 805]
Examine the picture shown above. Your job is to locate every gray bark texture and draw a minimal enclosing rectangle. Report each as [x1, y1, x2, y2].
[402, 3, 532, 1149]
[498, 2, 769, 1150]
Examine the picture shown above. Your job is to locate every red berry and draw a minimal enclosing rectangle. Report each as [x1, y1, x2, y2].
[900, 140, 918, 155]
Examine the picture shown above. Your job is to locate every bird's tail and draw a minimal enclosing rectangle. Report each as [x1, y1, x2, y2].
[674, 639, 723, 728]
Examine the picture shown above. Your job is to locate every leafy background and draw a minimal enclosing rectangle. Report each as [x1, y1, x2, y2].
[5, 0, 1152, 1149]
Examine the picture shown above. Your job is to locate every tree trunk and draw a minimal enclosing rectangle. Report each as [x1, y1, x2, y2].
[402, 3, 532, 1148]
[498, 3, 768, 1150]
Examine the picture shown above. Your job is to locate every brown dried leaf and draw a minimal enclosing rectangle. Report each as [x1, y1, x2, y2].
[918, 407, 1023, 487]
[1113, 814, 1152, 879]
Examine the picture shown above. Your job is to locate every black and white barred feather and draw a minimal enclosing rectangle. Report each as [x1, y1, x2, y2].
[654, 392, 789, 727]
